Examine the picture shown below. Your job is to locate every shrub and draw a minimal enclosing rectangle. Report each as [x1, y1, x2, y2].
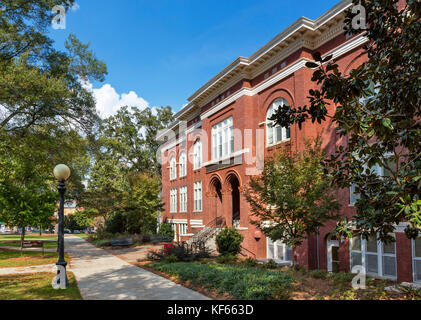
[105, 211, 125, 234]
[262, 259, 278, 269]
[309, 270, 329, 279]
[164, 254, 178, 264]
[243, 257, 258, 267]
[149, 262, 294, 300]
[158, 223, 175, 238]
[216, 254, 237, 264]
[216, 227, 244, 256]
[148, 243, 210, 262]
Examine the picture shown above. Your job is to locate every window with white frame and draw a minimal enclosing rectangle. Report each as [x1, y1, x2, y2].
[349, 155, 397, 205]
[267, 238, 293, 263]
[194, 181, 202, 212]
[171, 223, 177, 241]
[179, 186, 187, 212]
[169, 157, 177, 180]
[170, 189, 177, 213]
[193, 140, 202, 170]
[350, 234, 397, 279]
[212, 116, 233, 160]
[179, 223, 188, 236]
[266, 99, 291, 147]
[179, 152, 187, 177]
[413, 237, 421, 283]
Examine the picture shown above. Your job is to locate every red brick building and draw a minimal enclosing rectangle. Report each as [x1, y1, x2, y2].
[158, 0, 420, 284]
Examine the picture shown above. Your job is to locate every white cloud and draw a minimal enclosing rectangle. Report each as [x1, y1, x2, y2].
[80, 79, 150, 119]
[93, 84, 150, 119]
[71, 2, 80, 12]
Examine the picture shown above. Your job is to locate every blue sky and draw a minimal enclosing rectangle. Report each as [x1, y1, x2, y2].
[50, 0, 339, 117]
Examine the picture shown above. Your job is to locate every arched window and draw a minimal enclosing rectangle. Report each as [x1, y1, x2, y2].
[179, 152, 187, 177]
[266, 99, 291, 146]
[169, 156, 177, 180]
[193, 140, 202, 170]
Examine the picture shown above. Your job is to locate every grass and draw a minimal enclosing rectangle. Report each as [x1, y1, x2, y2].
[0, 241, 57, 248]
[147, 262, 294, 300]
[0, 249, 69, 268]
[74, 234, 89, 239]
[0, 272, 82, 300]
[0, 234, 57, 240]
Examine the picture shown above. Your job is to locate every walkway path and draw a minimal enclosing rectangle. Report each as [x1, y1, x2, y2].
[64, 236, 209, 300]
[0, 264, 55, 275]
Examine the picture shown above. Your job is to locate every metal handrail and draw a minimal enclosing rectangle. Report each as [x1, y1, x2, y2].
[240, 245, 257, 259]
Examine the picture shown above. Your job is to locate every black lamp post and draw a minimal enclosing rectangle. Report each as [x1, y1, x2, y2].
[53, 164, 71, 288]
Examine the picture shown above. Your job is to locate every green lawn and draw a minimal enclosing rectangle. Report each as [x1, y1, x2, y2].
[0, 241, 57, 248]
[74, 234, 89, 239]
[148, 262, 294, 300]
[0, 234, 57, 240]
[0, 249, 69, 268]
[0, 272, 82, 300]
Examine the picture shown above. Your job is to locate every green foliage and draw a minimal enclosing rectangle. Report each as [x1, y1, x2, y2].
[163, 254, 178, 264]
[245, 137, 341, 264]
[158, 222, 175, 238]
[215, 227, 244, 256]
[216, 254, 238, 265]
[270, 0, 421, 241]
[309, 270, 329, 280]
[149, 262, 294, 300]
[262, 259, 279, 269]
[148, 243, 210, 262]
[243, 257, 258, 267]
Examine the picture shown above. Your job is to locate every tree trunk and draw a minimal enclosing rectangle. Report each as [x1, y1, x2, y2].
[20, 227, 25, 249]
[292, 246, 298, 268]
[39, 225, 42, 236]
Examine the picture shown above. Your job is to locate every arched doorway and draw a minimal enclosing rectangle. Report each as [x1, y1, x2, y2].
[209, 176, 223, 225]
[226, 173, 241, 228]
[327, 234, 340, 273]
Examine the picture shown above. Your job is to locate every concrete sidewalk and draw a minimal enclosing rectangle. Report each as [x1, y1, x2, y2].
[64, 236, 209, 300]
[0, 264, 55, 275]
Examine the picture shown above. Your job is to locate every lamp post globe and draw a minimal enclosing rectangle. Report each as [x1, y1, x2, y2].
[53, 164, 70, 289]
[53, 164, 71, 181]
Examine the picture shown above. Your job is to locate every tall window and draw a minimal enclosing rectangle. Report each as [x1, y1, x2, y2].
[266, 99, 290, 146]
[413, 237, 421, 283]
[267, 238, 293, 263]
[170, 189, 177, 213]
[179, 186, 187, 212]
[194, 181, 202, 212]
[350, 235, 397, 279]
[350, 157, 396, 205]
[179, 223, 188, 236]
[193, 140, 202, 170]
[212, 116, 233, 160]
[179, 152, 187, 177]
[169, 157, 177, 180]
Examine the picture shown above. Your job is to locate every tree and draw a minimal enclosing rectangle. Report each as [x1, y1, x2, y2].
[100, 106, 174, 175]
[215, 228, 244, 256]
[270, 0, 421, 242]
[158, 222, 174, 238]
[245, 139, 341, 266]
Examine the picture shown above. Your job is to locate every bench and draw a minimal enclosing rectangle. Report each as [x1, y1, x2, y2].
[150, 236, 173, 243]
[111, 238, 134, 247]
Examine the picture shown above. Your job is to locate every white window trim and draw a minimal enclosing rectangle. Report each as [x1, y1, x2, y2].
[193, 140, 202, 171]
[179, 152, 187, 178]
[266, 99, 291, 147]
[170, 188, 178, 213]
[193, 181, 202, 212]
[169, 157, 177, 181]
[412, 237, 421, 284]
[179, 186, 187, 213]
[266, 237, 293, 264]
[211, 116, 233, 161]
[350, 235, 397, 280]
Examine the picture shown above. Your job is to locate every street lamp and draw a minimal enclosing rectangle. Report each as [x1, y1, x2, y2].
[53, 164, 71, 288]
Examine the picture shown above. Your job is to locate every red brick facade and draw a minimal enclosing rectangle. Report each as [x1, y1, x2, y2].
[159, 0, 418, 284]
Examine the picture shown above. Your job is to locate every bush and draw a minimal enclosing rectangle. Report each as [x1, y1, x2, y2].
[149, 262, 294, 300]
[309, 270, 329, 279]
[262, 259, 278, 269]
[243, 257, 258, 267]
[164, 254, 178, 264]
[148, 243, 210, 262]
[105, 211, 125, 234]
[158, 223, 175, 238]
[216, 228, 244, 256]
[216, 254, 237, 264]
